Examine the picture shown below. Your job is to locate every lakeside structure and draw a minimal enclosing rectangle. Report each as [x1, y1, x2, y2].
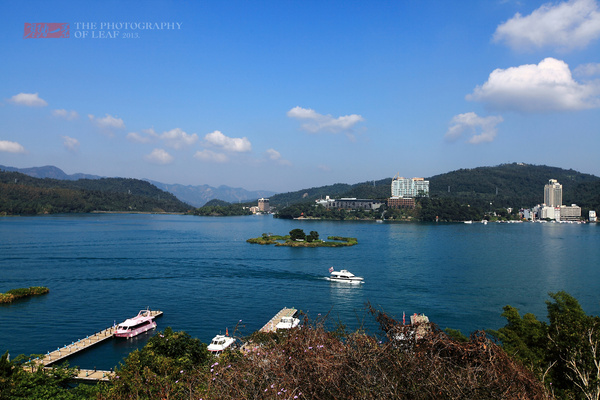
[250, 198, 271, 214]
[524, 179, 583, 221]
[258, 198, 270, 213]
[314, 173, 428, 212]
[391, 175, 429, 198]
[315, 196, 384, 211]
[387, 175, 429, 209]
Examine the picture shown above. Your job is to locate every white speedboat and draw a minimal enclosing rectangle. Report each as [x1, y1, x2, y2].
[114, 309, 157, 338]
[207, 334, 236, 353]
[276, 316, 300, 330]
[327, 268, 364, 284]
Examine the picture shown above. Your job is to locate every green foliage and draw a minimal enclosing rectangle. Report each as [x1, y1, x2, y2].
[289, 228, 306, 241]
[490, 291, 600, 399]
[444, 328, 469, 343]
[203, 199, 231, 207]
[194, 201, 252, 216]
[270, 163, 600, 214]
[0, 352, 101, 399]
[488, 306, 548, 375]
[429, 163, 600, 209]
[0, 171, 190, 215]
[247, 233, 356, 247]
[108, 327, 210, 399]
[0, 286, 49, 303]
[418, 197, 484, 222]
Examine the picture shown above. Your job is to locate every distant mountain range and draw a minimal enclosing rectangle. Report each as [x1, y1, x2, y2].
[0, 164, 101, 181]
[0, 165, 276, 207]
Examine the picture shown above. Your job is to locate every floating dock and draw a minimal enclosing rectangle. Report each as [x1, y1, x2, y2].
[28, 310, 163, 381]
[259, 307, 297, 333]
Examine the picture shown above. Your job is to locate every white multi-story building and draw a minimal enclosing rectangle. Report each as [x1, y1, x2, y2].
[315, 196, 383, 210]
[590, 210, 597, 222]
[540, 206, 561, 221]
[544, 179, 562, 207]
[391, 176, 429, 198]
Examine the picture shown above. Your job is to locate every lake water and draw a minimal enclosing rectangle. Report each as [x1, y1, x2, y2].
[1, 214, 599, 370]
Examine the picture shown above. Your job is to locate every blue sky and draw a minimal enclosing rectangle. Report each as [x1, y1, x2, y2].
[1, 0, 599, 192]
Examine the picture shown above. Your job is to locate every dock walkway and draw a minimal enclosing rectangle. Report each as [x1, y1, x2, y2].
[29, 310, 163, 381]
[259, 307, 297, 333]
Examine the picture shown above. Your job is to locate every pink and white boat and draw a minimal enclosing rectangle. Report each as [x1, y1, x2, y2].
[114, 309, 157, 338]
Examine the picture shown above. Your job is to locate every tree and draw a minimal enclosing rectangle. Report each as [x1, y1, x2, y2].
[491, 291, 600, 399]
[546, 292, 600, 400]
[289, 228, 306, 241]
[306, 231, 319, 242]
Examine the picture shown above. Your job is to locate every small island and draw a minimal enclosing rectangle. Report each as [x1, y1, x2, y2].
[247, 229, 357, 247]
[0, 286, 49, 304]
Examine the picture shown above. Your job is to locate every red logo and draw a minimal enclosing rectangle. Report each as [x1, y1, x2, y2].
[24, 23, 69, 39]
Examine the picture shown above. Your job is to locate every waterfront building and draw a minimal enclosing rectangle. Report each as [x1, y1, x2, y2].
[521, 208, 534, 220]
[315, 196, 383, 211]
[387, 197, 415, 209]
[539, 206, 561, 221]
[391, 175, 429, 198]
[258, 198, 270, 213]
[544, 179, 562, 207]
[590, 210, 597, 222]
[560, 205, 581, 221]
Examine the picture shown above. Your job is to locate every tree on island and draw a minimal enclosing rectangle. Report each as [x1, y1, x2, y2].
[306, 230, 319, 242]
[289, 228, 306, 241]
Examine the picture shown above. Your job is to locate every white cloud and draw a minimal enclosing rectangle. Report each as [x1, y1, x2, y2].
[287, 106, 364, 134]
[204, 130, 251, 152]
[62, 136, 80, 152]
[574, 62, 600, 76]
[145, 148, 173, 164]
[194, 149, 228, 163]
[265, 148, 292, 166]
[8, 92, 47, 107]
[160, 128, 198, 149]
[88, 113, 125, 129]
[127, 128, 159, 144]
[494, 0, 600, 51]
[0, 140, 26, 153]
[467, 58, 600, 112]
[52, 109, 79, 120]
[445, 112, 504, 144]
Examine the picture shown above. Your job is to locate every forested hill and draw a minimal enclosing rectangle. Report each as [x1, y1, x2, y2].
[267, 178, 392, 207]
[267, 163, 600, 210]
[0, 171, 191, 215]
[429, 163, 600, 209]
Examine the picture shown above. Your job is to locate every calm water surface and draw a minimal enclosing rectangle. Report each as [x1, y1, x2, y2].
[1, 214, 598, 369]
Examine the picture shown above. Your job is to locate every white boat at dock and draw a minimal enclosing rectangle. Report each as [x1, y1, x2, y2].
[327, 267, 364, 284]
[114, 309, 157, 338]
[207, 332, 236, 353]
[276, 316, 300, 330]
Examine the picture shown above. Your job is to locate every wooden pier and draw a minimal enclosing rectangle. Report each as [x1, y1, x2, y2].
[28, 310, 163, 381]
[259, 307, 297, 333]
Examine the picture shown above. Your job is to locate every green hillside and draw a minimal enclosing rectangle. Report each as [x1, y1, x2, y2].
[267, 179, 392, 207]
[428, 163, 600, 209]
[0, 171, 191, 215]
[268, 163, 600, 211]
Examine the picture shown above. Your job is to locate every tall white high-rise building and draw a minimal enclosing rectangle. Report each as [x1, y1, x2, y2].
[544, 179, 562, 207]
[391, 175, 429, 198]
